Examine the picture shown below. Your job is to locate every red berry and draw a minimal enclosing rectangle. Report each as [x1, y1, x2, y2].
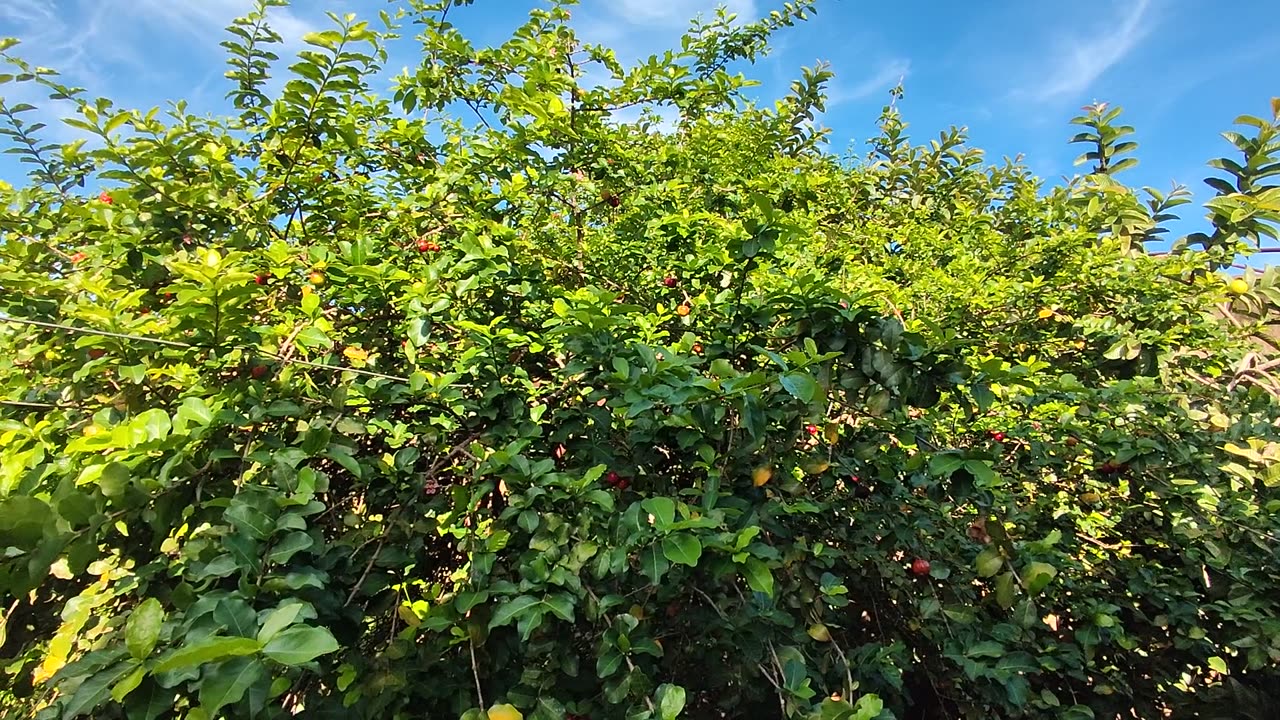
[255, 274, 269, 285]
[989, 431, 1005, 442]
[806, 424, 820, 436]
[849, 475, 860, 483]
[88, 349, 105, 360]
[691, 342, 703, 354]
[69, 252, 87, 264]
[98, 191, 113, 204]
[663, 276, 678, 288]
[616, 478, 630, 490]
[911, 558, 931, 576]
[606, 471, 620, 486]
[416, 239, 431, 252]
[250, 365, 268, 379]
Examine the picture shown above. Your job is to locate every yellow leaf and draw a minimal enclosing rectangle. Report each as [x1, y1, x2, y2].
[343, 346, 369, 364]
[1037, 307, 1055, 319]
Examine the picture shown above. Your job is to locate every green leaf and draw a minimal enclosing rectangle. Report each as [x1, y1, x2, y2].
[996, 652, 1039, 674]
[176, 396, 213, 430]
[125, 680, 177, 720]
[1021, 562, 1058, 595]
[780, 371, 821, 404]
[742, 557, 774, 596]
[994, 571, 1016, 609]
[975, 548, 1004, 578]
[261, 625, 339, 666]
[125, 598, 165, 660]
[325, 447, 363, 478]
[257, 601, 309, 644]
[1208, 656, 1228, 674]
[971, 384, 995, 412]
[110, 666, 146, 703]
[639, 544, 670, 585]
[852, 695, 885, 720]
[266, 531, 315, 564]
[928, 454, 966, 476]
[64, 664, 134, 718]
[199, 658, 266, 716]
[641, 497, 676, 529]
[655, 683, 687, 720]
[153, 636, 262, 673]
[489, 595, 540, 629]
[661, 534, 703, 567]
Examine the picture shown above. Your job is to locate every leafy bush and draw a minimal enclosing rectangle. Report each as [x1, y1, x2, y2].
[1, 2, 1279, 719]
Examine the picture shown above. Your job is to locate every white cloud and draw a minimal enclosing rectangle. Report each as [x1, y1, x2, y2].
[1026, 0, 1153, 102]
[828, 58, 909, 105]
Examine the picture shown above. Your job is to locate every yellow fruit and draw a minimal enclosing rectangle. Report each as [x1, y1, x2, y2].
[807, 623, 832, 642]
[308, 271, 325, 286]
[487, 704, 523, 720]
[752, 466, 773, 487]
[1228, 278, 1249, 295]
[675, 304, 691, 317]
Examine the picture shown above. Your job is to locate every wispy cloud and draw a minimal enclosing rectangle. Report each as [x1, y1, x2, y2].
[828, 58, 910, 106]
[1025, 0, 1153, 102]
[607, 0, 757, 29]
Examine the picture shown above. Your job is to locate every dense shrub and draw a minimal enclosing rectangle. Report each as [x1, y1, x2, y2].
[1, 2, 1279, 719]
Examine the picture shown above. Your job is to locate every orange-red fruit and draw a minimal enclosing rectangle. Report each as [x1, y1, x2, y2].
[416, 238, 439, 252]
[911, 558, 931, 576]
[69, 252, 87, 264]
[88, 349, 105, 360]
[806, 424, 820, 436]
[255, 274, 269, 285]
[691, 342, 703, 354]
[675, 304, 690, 317]
[988, 430, 1005, 442]
[98, 191, 113, 204]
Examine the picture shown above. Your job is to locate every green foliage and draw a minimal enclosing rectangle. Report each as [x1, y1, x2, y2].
[1, 2, 1279, 719]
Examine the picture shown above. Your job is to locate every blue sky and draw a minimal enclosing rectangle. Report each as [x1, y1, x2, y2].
[1, 0, 1277, 251]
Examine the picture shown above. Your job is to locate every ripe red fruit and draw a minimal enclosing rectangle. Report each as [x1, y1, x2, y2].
[988, 431, 1005, 442]
[691, 342, 703, 354]
[663, 276, 678, 288]
[849, 475, 860, 483]
[255, 274, 269, 285]
[606, 471, 620, 486]
[616, 478, 630, 490]
[911, 558, 931, 576]
[416, 238, 440, 252]
[88, 349, 105, 360]
[98, 191, 113, 204]
[69, 252, 87, 264]
[250, 365, 268, 379]
[806, 424, 820, 436]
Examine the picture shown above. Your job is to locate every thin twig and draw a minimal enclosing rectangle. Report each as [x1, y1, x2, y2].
[344, 537, 385, 607]
[470, 636, 486, 709]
